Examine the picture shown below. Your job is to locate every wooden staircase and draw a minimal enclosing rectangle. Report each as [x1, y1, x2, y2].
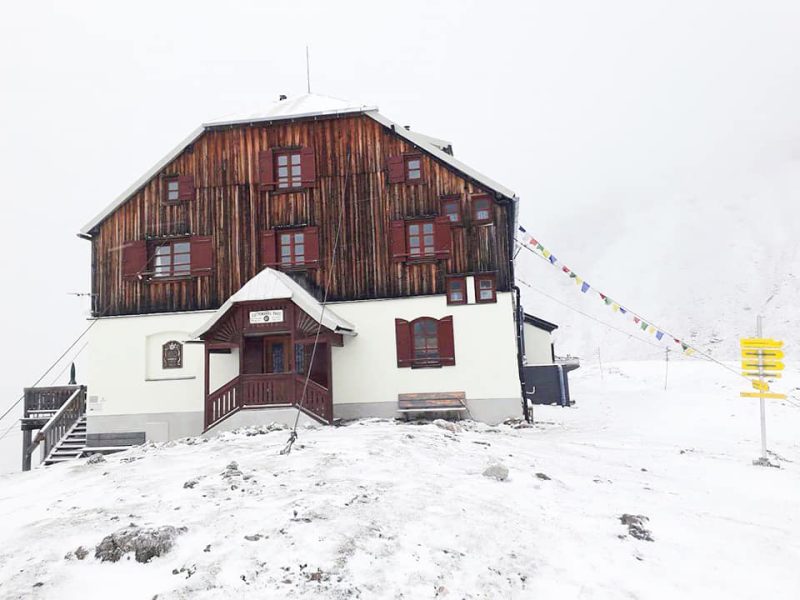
[43, 416, 87, 465]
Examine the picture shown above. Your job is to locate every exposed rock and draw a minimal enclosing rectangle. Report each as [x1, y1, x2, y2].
[244, 534, 263, 542]
[620, 514, 654, 542]
[433, 419, 462, 433]
[482, 464, 509, 481]
[183, 478, 199, 489]
[95, 525, 187, 563]
[535, 472, 551, 481]
[86, 453, 106, 464]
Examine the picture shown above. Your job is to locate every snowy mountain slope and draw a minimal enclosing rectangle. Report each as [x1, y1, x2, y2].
[516, 158, 800, 361]
[0, 362, 798, 599]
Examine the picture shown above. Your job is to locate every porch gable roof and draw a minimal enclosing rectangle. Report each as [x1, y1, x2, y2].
[191, 268, 356, 340]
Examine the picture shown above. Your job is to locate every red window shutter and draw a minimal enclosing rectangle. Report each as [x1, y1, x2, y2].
[121, 240, 147, 280]
[260, 230, 277, 267]
[190, 236, 213, 276]
[178, 175, 195, 201]
[395, 318, 413, 367]
[258, 149, 275, 189]
[434, 216, 452, 258]
[304, 226, 320, 265]
[390, 220, 407, 262]
[387, 155, 405, 184]
[437, 316, 455, 366]
[300, 146, 317, 187]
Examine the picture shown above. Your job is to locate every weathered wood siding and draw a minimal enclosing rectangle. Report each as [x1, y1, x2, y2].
[90, 114, 514, 316]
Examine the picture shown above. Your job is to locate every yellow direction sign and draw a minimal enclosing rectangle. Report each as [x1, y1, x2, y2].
[752, 380, 770, 392]
[742, 372, 781, 378]
[740, 338, 783, 349]
[741, 360, 784, 371]
[741, 349, 784, 360]
[740, 391, 787, 400]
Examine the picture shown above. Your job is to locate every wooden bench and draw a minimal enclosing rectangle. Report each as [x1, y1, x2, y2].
[397, 392, 467, 420]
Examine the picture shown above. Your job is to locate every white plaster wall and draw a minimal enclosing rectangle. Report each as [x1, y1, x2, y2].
[85, 311, 214, 417]
[209, 348, 239, 393]
[523, 323, 553, 365]
[329, 292, 520, 405]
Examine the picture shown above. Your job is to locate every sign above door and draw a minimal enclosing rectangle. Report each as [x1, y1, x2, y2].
[249, 309, 285, 324]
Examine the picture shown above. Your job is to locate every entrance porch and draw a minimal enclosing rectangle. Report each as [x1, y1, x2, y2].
[193, 269, 356, 430]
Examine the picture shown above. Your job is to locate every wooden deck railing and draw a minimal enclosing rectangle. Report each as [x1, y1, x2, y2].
[24, 386, 81, 419]
[205, 374, 331, 429]
[25, 386, 86, 467]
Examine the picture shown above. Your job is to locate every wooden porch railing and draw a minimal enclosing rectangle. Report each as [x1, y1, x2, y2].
[205, 374, 331, 429]
[24, 386, 86, 468]
[24, 386, 81, 419]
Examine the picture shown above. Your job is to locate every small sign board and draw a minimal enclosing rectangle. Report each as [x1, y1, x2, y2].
[249, 309, 284, 324]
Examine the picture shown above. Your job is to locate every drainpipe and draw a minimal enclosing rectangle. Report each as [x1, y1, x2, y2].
[513, 285, 530, 423]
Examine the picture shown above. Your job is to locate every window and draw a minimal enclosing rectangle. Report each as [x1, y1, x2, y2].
[407, 221, 435, 259]
[441, 197, 462, 224]
[395, 316, 455, 368]
[475, 274, 497, 303]
[387, 154, 424, 184]
[472, 195, 493, 224]
[446, 277, 466, 305]
[275, 150, 302, 189]
[279, 230, 306, 265]
[153, 240, 191, 278]
[405, 154, 422, 181]
[163, 175, 194, 204]
[165, 177, 180, 202]
[261, 227, 320, 268]
[162, 341, 183, 369]
[412, 318, 439, 363]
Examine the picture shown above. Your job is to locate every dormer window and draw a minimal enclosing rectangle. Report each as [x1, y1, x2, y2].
[405, 154, 422, 181]
[275, 150, 303, 189]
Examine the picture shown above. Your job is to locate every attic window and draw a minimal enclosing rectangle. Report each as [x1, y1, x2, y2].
[405, 154, 422, 181]
[446, 276, 467, 305]
[441, 197, 462, 224]
[475, 273, 497, 303]
[165, 178, 180, 202]
[472, 195, 493, 224]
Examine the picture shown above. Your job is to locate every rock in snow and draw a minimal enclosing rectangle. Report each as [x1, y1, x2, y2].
[482, 464, 509, 481]
[619, 514, 654, 542]
[94, 525, 187, 563]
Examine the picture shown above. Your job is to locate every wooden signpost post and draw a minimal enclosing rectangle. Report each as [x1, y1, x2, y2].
[740, 317, 785, 465]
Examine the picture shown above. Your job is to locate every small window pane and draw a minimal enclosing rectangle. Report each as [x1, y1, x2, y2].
[174, 263, 190, 273]
[277, 155, 288, 166]
[291, 154, 301, 165]
[156, 246, 171, 256]
[408, 169, 421, 179]
[294, 233, 304, 243]
[278, 166, 288, 177]
[480, 279, 492, 289]
[173, 254, 190, 265]
[167, 181, 179, 191]
[281, 245, 292, 256]
[291, 165, 301, 176]
[174, 242, 190, 253]
[281, 254, 291, 264]
[295, 244, 304, 256]
[423, 223, 434, 234]
[281, 234, 291, 244]
[408, 224, 419, 235]
[423, 235, 434, 247]
[409, 237, 420, 247]
[408, 159, 420, 169]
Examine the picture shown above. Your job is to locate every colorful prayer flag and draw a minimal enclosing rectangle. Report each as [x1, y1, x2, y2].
[656, 331, 664, 341]
[581, 282, 590, 293]
[641, 322, 649, 331]
[612, 303, 620, 312]
[549, 255, 557, 264]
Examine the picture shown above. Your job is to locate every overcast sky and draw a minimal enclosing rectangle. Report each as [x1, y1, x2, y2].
[1, 0, 799, 473]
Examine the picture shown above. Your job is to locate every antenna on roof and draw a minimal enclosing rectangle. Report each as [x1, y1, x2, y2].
[305, 45, 311, 94]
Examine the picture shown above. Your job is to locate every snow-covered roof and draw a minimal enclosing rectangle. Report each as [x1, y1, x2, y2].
[191, 267, 356, 339]
[79, 93, 517, 236]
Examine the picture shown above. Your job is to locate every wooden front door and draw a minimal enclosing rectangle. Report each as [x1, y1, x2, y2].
[265, 335, 291, 374]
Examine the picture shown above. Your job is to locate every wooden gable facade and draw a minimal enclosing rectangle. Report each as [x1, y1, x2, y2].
[86, 112, 516, 317]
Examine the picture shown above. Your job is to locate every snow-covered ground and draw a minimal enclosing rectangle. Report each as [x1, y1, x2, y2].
[0, 361, 798, 599]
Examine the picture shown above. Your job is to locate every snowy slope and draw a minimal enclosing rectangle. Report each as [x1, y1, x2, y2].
[516, 157, 800, 362]
[0, 362, 798, 599]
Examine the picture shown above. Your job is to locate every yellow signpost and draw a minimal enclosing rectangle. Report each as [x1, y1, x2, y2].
[740, 323, 786, 465]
